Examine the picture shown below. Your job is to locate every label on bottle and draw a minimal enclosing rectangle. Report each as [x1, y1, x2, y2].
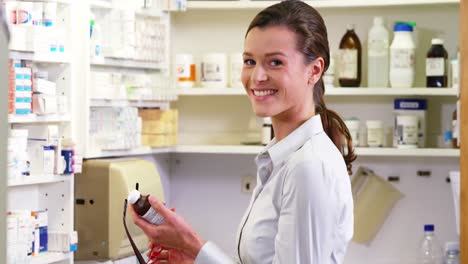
[338, 49, 357, 79]
[426, 58, 445, 76]
[368, 39, 388, 57]
[202, 62, 223, 81]
[391, 48, 415, 69]
[177, 63, 191, 78]
[143, 207, 165, 225]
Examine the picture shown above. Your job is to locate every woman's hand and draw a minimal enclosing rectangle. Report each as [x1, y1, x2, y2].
[130, 196, 206, 258]
[149, 247, 195, 264]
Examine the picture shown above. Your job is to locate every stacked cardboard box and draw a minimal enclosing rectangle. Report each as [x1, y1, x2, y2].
[138, 109, 178, 147]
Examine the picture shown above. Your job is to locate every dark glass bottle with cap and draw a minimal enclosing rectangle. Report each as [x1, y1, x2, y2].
[426, 38, 448, 87]
[338, 24, 362, 87]
[128, 190, 165, 225]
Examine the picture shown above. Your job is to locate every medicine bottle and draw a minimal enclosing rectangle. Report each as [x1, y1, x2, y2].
[426, 38, 448, 87]
[261, 117, 274, 146]
[338, 24, 362, 87]
[128, 190, 165, 225]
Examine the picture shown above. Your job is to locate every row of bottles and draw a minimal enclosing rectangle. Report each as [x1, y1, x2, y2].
[419, 224, 459, 264]
[337, 18, 455, 88]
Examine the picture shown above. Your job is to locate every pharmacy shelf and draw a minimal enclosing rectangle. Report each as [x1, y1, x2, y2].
[85, 146, 174, 159]
[177, 87, 245, 96]
[28, 0, 71, 4]
[136, 8, 165, 17]
[90, 57, 164, 70]
[90, 0, 113, 9]
[355, 147, 460, 157]
[326, 87, 458, 96]
[90, 99, 172, 108]
[187, 0, 459, 10]
[175, 144, 262, 154]
[8, 114, 71, 124]
[173, 145, 461, 157]
[30, 252, 72, 264]
[177, 87, 458, 97]
[8, 174, 68, 187]
[9, 50, 70, 64]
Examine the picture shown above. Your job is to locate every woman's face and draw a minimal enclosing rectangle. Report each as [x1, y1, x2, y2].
[242, 26, 320, 119]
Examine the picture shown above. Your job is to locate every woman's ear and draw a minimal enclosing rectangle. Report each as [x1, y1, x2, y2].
[307, 57, 325, 86]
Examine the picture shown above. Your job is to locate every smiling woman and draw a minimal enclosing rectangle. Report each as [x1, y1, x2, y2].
[131, 1, 357, 263]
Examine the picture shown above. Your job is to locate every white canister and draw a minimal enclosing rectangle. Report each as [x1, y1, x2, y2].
[366, 120, 384, 147]
[175, 54, 195, 88]
[43, 2, 57, 27]
[344, 118, 360, 147]
[201, 53, 227, 88]
[229, 53, 243, 88]
[396, 115, 418, 148]
[389, 23, 415, 88]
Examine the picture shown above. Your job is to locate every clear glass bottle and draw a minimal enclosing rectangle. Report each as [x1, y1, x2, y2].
[444, 249, 460, 264]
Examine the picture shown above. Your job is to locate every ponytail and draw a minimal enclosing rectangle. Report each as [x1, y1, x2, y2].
[314, 79, 357, 176]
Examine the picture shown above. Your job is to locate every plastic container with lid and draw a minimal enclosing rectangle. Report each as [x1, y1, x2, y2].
[344, 118, 360, 147]
[390, 22, 416, 88]
[396, 115, 418, 148]
[366, 120, 384, 147]
[426, 38, 448, 88]
[201, 53, 227, 88]
[393, 98, 426, 148]
[368, 16, 389, 88]
[229, 53, 243, 88]
[176, 54, 196, 88]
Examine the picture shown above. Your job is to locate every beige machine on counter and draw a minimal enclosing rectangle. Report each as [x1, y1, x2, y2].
[74, 158, 165, 261]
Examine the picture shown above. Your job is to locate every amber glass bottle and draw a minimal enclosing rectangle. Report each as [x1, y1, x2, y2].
[338, 24, 362, 87]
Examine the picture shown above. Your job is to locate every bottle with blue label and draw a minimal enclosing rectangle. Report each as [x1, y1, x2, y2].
[393, 99, 427, 148]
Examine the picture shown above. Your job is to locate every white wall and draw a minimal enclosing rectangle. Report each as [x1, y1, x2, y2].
[169, 154, 459, 264]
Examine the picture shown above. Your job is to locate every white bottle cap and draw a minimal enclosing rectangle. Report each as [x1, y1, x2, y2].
[346, 24, 355, 30]
[128, 190, 141, 204]
[373, 16, 384, 25]
[263, 117, 272, 125]
[432, 38, 444, 45]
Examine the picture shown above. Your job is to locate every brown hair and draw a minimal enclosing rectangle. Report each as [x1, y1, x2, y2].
[246, 0, 357, 175]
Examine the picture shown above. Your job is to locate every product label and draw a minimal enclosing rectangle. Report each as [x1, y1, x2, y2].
[367, 128, 383, 147]
[177, 63, 190, 78]
[398, 124, 418, 145]
[391, 48, 415, 69]
[338, 49, 357, 79]
[368, 39, 388, 57]
[201, 62, 223, 82]
[426, 58, 445, 76]
[143, 208, 165, 225]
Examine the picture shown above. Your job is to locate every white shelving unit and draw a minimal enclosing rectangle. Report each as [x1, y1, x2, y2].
[187, 0, 459, 9]
[30, 252, 72, 264]
[177, 87, 458, 96]
[8, 114, 71, 124]
[90, 99, 171, 109]
[90, 57, 164, 70]
[8, 174, 68, 187]
[6, 1, 76, 263]
[9, 51, 70, 64]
